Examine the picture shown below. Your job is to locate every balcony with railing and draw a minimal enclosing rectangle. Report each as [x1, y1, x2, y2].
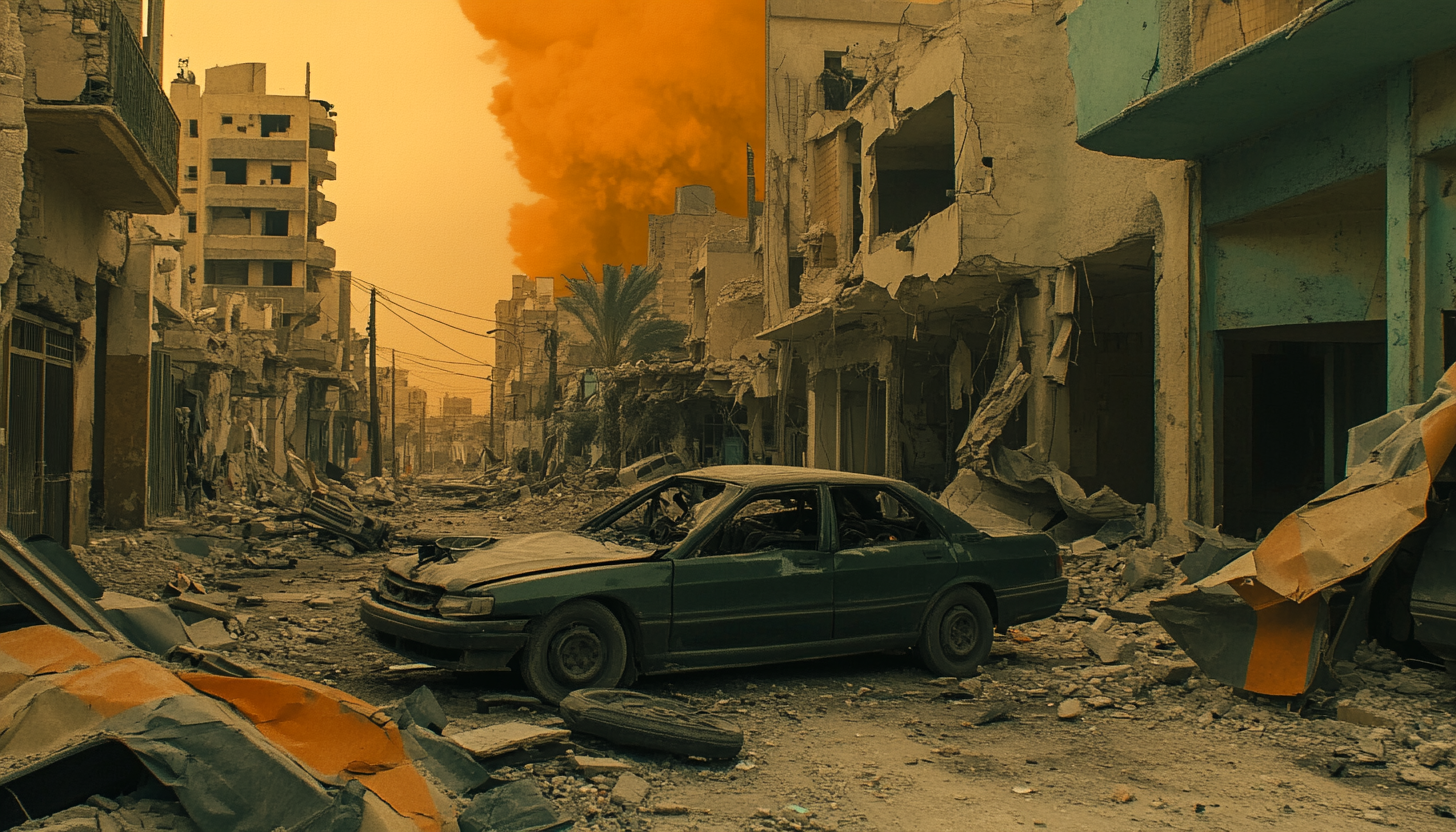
[25, 2, 179, 212]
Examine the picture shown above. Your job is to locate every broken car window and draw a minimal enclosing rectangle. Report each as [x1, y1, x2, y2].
[589, 479, 735, 550]
[831, 486, 937, 549]
[698, 489, 820, 557]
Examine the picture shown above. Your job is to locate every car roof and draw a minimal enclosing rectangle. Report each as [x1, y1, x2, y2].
[682, 465, 909, 489]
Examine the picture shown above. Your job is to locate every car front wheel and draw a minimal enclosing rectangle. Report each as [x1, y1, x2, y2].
[522, 600, 630, 704]
[916, 587, 994, 677]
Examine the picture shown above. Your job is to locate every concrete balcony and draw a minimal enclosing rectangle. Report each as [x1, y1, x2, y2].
[206, 137, 307, 162]
[309, 190, 337, 224]
[308, 148, 336, 181]
[1068, 0, 1456, 159]
[306, 240, 336, 269]
[288, 337, 341, 371]
[203, 184, 306, 210]
[26, 5, 179, 212]
[203, 234, 305, 260]
[309, 104, 338, 151]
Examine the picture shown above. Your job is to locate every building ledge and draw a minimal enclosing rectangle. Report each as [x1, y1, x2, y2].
[1076, 0, 1456, 160]
[26, 105, 179, 212]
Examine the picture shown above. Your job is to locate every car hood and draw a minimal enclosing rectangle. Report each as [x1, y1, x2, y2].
[387, 531, 655, 593]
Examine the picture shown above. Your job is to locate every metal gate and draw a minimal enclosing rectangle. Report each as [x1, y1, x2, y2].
[146, 350, 178, 518]
[7, 318, 74, 544]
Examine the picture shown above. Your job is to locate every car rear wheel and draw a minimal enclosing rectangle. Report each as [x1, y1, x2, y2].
[522, 600, 629, 704]
[917, 587, 994, 677]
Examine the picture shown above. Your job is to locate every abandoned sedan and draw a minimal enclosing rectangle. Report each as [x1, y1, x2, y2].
[361, 466, 1067, 702]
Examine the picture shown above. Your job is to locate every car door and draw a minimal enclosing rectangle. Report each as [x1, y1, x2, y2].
[668, 486, 834, 652]
[831, 485, 956, 640]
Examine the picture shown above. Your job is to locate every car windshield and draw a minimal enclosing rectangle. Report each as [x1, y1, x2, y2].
[586, 478, 741, 550]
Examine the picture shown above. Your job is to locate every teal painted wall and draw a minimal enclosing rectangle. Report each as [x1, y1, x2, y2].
[1202, 85, 1386, 226]
[1208, 212, 1386, 331]
[1067, 0, 1162, 136]
[1423, 158, 1456, 390]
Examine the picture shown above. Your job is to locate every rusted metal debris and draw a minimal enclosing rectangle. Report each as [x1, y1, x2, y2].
[300, 490, 391, 552]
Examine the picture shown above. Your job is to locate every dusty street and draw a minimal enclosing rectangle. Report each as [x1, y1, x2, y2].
[72, 483, 1456, 832]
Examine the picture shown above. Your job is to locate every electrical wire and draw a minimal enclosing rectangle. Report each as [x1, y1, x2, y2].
[377, 301, 494, 366]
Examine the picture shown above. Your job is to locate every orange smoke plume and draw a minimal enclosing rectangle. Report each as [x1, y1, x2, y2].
[457, 1, 765, 288]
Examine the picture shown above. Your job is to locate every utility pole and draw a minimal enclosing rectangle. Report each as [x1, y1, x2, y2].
[419, 398, 427, 475]
[390, 348, 397, 476]
[368, 288, 382, 477]
[489, 384, 495, 464]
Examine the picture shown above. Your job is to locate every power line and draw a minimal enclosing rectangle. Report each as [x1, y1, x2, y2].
[377, 301, 494, 367]
[394, 353, 496, 382]
[352, 276, 511, 326]
[374, 293, 502, 341]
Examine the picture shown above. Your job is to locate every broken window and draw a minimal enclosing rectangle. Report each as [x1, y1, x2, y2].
[593, 478, 735, 548]
[203, 260, 248, 285]
[263, 210, 289, 237]
[187, 119, 198, 138]
[185, 165, 197, 181]
[830, 486, 936, 549]
[788, 256, 804, 308]
[873, 93, 956, 235]
[260, 114, 291, 137]
[208, 207, 250, 235]
[820, 51, 864, 111]
[699, 489, 820, 557]
[270, 164, 291, 185]
[267, 261, 293, 286]
[211, 158, 246, 185]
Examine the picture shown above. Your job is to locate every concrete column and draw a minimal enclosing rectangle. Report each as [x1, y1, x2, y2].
[1024, 271, 1054, 460]
[100, 237, 157, 528]
[1188, 163, 1218, 525]
[1387, 65, 1417, 409]
[1148, 163, 1194, 537]
[885, 340, 904, 480]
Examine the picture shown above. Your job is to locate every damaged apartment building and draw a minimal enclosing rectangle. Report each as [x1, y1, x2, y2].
[129, 61, 363, 523]
[758, 0, 1177, 531]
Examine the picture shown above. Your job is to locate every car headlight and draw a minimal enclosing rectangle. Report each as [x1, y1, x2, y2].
[436, 595, 495, 619]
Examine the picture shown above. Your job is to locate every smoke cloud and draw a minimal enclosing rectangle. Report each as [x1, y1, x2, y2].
[457, 1, 765, 286]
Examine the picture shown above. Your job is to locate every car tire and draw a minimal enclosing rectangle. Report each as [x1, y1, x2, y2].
[521, 600, 629, 705]
[916, 587, 994, 678]
[559, 689, 744, 759]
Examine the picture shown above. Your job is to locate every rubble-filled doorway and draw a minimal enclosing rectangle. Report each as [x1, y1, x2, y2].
[1219, 325, 1386, 538]
[1066, 246, 1157, 504]
[839, 370, 885, 476]
[7, 317, 75, 544]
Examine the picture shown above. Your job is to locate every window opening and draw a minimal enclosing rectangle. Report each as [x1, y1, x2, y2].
[187, 119, 198, 138]
[211, 158, 246, 185]
[185, 165, 197, 181]
[221, 115, 233, 125]
[820, 51, 865, 111]
[267, 261, 293, 286]
[208, 207, 250, 235]
[203, 260, 248, 286]
[873, 93, 956, 235]
[270, 164, 291, 185]
[186, 214, 196, 233]
[788, 256, 805, 308]
[263, 210, 289, 237]
[260, 114, 291, 137]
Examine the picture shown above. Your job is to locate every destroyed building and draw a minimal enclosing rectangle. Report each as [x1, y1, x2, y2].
[128, 62, 365, 522]
[756, 0, 1176, 536]
[491, 273, 557, 461]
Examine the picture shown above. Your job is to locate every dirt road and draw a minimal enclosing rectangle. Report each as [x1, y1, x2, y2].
[77, 487, 1456, 831]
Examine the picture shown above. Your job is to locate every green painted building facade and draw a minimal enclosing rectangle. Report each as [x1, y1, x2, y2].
[1068, 0, 1456, 535]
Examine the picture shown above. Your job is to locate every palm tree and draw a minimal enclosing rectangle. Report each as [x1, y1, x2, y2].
[558, 264, 689, 367]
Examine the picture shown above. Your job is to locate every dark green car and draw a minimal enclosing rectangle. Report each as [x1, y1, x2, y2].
[361, 466, 1066, 703]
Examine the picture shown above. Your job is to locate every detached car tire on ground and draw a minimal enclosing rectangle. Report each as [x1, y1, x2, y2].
[360, 465, 1067, 703]
[560, 689, 744, 758]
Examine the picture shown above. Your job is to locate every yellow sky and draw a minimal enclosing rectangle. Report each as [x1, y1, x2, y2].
[165, 0, 532, 410]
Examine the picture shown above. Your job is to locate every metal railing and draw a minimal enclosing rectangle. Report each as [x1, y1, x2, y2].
[76, 3, 179, 193]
